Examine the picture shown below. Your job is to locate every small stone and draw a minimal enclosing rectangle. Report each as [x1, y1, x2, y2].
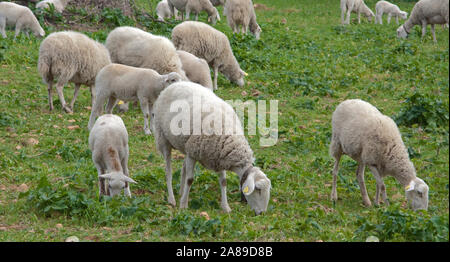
[17, 183, 29, 192]
[65, 236, 79, 242]
[366, 236, 379, 242]
[200, 211, 210, 221]
[56, 224, 63, 229]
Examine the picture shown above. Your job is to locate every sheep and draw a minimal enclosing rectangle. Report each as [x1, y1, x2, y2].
[172, 21, 247, 91]
[156, 0, 180, 21]
[225, 0, 261, 39]
[89, 114, 137, 198]
[340, 0, 375, 25]
[0, 2, 45, 39]
[38, 31, 111, 113]
[177, 50, 213, 91]
[36, 0, 70, 13]
[329, 99, 429, 211]
[167, 0, 220, 24]
[153, 81, 271, 214]
[396, 0, 449, 43]
[375, 1, 408, 25]
[88, 63, 182, 135]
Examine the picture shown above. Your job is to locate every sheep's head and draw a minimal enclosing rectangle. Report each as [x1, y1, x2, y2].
[208, 9, 221, 25]
[400, 11, 408, 20]
[405, 178, 429, 211]
[365, 10, 375, 22]
[251, 24, 262, 40]
[241, 167, 271, 215]
[220, 64, 246, 86]
[397, 25, 408, 39]
[163, 72, 182, 87]
[35, 27, 45, 38]
[99, 172, 137, 197]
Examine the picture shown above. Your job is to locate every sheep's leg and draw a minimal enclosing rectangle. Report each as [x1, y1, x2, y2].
[121, 154, 131, 197]
[88, 93, 106, 130]
[358, 12, 361, 24]
[218, 170, 231, 213]
[95, 163, 106, 199]
[345, 9, 352, 24]
[387, 13, 391, 24]
[395, 15, 399, 25]
[69, 83, 81, 111]
[139, 98, 151, 135]
[162, 145, 176, 206]
[47, 82, 54, 111]
[331, 154, 341, 202]
[340, 3, 347, 24]
[431, 24, 437, 43]
[195, 13, 198, 21]
[213, 65, 218, 91]
[89, 85, 96, 107]
[179, 158, 187, 196]
[421, 21, 427, 40]
[55, 82, 72, 113]
[13, 21, 23, 40]
[180, 156, 196, 209]
[105, 96, 118, 114]
[356, 164, 371, 207]
[369, 166, 388, 206]
[0, 17, 6, 38]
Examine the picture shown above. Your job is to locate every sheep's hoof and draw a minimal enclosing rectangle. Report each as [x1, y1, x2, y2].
[363, 199, 372, 207]
[144, 128, 152, 135]
[63, 106, 73, 113]
[222, 206, 232, 213]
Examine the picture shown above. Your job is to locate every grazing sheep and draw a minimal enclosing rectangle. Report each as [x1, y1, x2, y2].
[329, 99, 429, 211]
[88, 64, 182, 135]
[167, 0, 220, 24]
[225, 0, 261, 39]
[340, 0, 375, 25]
[89, 114, 137, 198]
[153, 81, 271, 214]
[375, 1, 407, 25]
[36, 0, 70, 13]
[38, 31, 111, 113]
[177, 50, 213, 91]
[0, 2, 45, 39]
[396, 0, 449, 43]
[156, 0, 180, 21]
[172, 21, 247, 90]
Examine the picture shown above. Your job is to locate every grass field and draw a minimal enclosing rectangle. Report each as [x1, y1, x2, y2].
[0, 0, 448, 242]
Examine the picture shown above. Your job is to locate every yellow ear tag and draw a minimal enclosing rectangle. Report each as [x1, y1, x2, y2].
[405, 185, 411, 190]
[243, 186, 249, 193]
[118, 100, 124, 105]
[243, 72, 248, 76]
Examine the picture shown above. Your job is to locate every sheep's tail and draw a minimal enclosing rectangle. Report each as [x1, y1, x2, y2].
[37, 54, 52, 84]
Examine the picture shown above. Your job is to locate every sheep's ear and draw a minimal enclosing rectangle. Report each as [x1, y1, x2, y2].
[217, 13, 221, 21]
[242, 174, 255, 196]
[120, 174, 137, 184]
[405, 180, 416, 192]
[99, 174, 113, 180]
[240, 69, 248, 77]
[255, 178, 270, 190]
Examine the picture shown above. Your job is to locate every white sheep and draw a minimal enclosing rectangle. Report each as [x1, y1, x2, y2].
[225, 0, 261, 39]
[156, 0, 180, 21]
[36, 0, 70, 13]
[172, 21, 247, 91]
[375, 1, 407, 25]
[396, 0, 449, 43]
[153, 81, 271, 214]
[88, 63, 182, 135]
[89, 114, 137, 198]
[340, 0, 375, 25]
[0, 2, 45, 39]
[167, 0, 220, 24]
[176, 50, 213, 91]
[329, 99, 429, 211]
[38, 31, 111, 113]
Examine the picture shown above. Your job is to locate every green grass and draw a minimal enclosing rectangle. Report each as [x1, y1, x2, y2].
[0, 0, 448, 242]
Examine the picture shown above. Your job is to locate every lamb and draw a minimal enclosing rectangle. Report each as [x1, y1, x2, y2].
[340, 0, 375, 25]
[88, 63, 182, 135]
[167, 0, 220, 24]
[172, 21, 247, 91]
[156, 0, 180, 21]
[225, 0, 261, 39]
[38, 31, 111, 113]
[36, 0, 70, 13]
[375, 1, 408, 25]
[89, 114, 137, 198]
[153, 81, 271, 214]
[0, 2, 45, 39]
[396, 0, 449, 43]
[177, 50, 213, 91]
[329, 99, 429, 211]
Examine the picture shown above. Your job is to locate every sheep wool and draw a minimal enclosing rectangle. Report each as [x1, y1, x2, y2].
[0, 1, 45, 39]
[329, 99, 429, 211]
[38, 31, 111, 113]
[36, 0, 70, 13]
[176, 50, 213, 91]
[153, 81, 271, 215]
[172, 21, 246, 90]
[225, 0, 261, 39]
[397, 0, 449, 42]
